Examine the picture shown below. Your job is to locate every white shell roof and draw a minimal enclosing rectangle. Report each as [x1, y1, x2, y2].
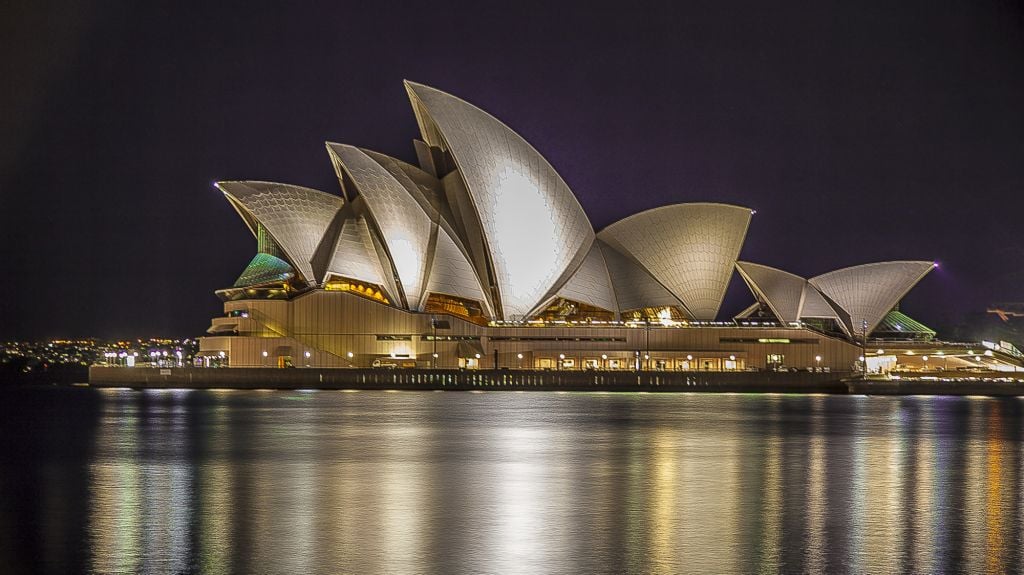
[734, 261, 848, 332]
[324, 210, 390, 290]
[735, 261, 805, 323]
[405, 81, 594, 320]
[556, 243, 618, 313]
[327, 143, 433, 310]
[598, 240, 683, 314]
[424, 226, 490, 313]
[799, 284, 843, 320]
[598, 203, 752, 320]
[809, 261, 935, 335]
[218, 181, 343, 285]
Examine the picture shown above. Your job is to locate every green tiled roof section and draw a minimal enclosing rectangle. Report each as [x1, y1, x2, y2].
[233, 253, 295, 288]
[872, 309, 936, 337]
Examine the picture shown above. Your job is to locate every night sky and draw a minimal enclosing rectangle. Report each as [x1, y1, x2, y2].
[2, 1, 1022, 340]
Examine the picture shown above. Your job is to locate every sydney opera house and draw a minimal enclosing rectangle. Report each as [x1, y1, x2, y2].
[198, 81, 1023, 373]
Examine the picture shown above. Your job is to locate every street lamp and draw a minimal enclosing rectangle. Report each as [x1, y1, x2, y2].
[517, 352, 523, 369]
[645, 317, 651, 370]
[304, 350, 311, 367]
[261, 350, 268, 367]
[815, 355, 822, 371]
[860, 318, 868, 377]
[559, 353, 565, 370]
[601, 353, 607, 369]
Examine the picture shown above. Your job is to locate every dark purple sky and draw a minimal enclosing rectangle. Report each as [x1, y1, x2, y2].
[2, 1, 1022, 339]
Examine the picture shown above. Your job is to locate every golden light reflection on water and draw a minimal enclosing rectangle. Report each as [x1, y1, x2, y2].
[965, 399, 988, 575]
[756, 418, 782, 573]
[985, 401, 1014, 575]
[197, 405, 232, 575]
[88, 390, 141, 574]
[37, 390, 1024, 574]
[911, 399, 936, 574]
[804, 396, 826, 575]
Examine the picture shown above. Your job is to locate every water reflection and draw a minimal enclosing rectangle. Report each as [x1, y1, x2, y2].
[2, 388, 1024, 574]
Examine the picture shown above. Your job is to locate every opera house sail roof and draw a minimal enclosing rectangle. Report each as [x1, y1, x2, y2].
[212, 81, 936, 341]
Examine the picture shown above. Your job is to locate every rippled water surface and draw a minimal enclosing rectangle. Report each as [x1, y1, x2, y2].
[2, 386, 1023, 574]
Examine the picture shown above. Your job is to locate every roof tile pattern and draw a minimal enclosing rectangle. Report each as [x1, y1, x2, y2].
[218, 181, 342, 284]
[599, 204, 751, 320]
[328, 144, 433, 309]
[809, 261, 935, 335]
[735, 261, 805, 322]
[405, 81, 594, 320]
[799, 284, 842, 320]
[424, 227, 488, 308]
[233, 253, 295, 288]
[557, 243, 618, 313]
[326, 215, 389, 289]
[599, 241, 682, 313]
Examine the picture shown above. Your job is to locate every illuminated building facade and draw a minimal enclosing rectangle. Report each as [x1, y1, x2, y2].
[199, 82, 1021, 373]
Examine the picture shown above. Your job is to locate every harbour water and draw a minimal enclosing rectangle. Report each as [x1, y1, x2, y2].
[1, 385, 1022, 574]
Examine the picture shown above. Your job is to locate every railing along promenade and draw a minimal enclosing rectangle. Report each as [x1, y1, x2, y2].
[89, 366, 852, 393]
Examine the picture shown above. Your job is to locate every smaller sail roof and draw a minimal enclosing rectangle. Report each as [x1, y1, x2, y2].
[599, 203, 752, 320]
[735, 261, 805, 323]
[599, 241, 684, 314]
[218, 181, 343, 285]
[809, 261, 936, 336]
[322, 207, 391, 290]
[556, 243, 618, 314]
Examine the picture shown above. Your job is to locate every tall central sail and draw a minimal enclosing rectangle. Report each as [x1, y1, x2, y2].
[405, 81, 594, 320]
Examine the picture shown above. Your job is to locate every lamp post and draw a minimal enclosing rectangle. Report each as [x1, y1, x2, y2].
[645, 318, 651, 370]
[261, 350, 268, 367]
[815, 355, 822, 372]
[517, 352, 523, 369]
[861, 318, 868, 378]
[304, 350, 311, 367]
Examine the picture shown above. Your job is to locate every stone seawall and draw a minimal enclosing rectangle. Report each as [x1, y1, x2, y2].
[89, 366, 851, 393]
[847, 378, 1024, 397]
